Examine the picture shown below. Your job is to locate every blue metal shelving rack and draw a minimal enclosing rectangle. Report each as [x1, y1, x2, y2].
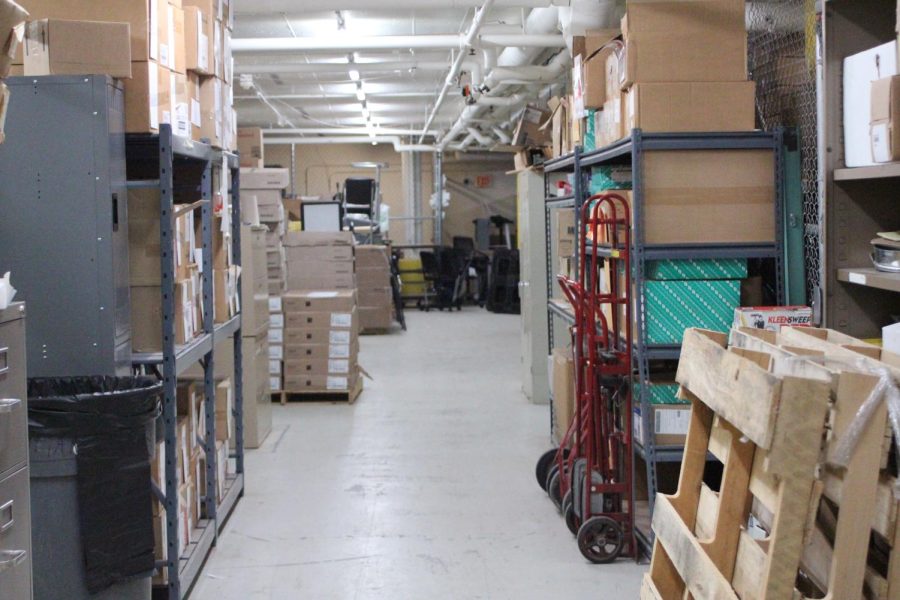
[543, 129, 785, 555]
[126, 124, 245, 599]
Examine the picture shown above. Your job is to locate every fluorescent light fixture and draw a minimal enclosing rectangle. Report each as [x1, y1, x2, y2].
[349, 69, 360, 81]
[355, 87, 365, 101]
[368, 130, 376, 138]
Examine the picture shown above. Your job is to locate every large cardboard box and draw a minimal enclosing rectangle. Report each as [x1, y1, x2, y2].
[23, 19, 132, 78]
[624, 81, 756, 133]
[0, 0, 27, 78]
[282, 371, 358, 392]
[621, 0, 747, 86]
[283, 231, 353, 247]
[358, 287, 391, 308]
[240, 167, 289, 190]
[512, 105, 551, 148]
[282, 358, 357, 377]
[183, 6, 210, 74]
[283, 340, 359, 362]
[168, 4, 185, 74]
[238, 127, 264, 168]
[286, 270, 356, 292]
[551, 349, 574, 439]
[125, 60, 169, 133]
[283, 290, 356, 313]
[357, 269, 389, 290]
[642, 150, 775, 244]
[843, 40, 898, 167]
[360, 306, 392, 331]
[284, 308, 358, 332]
[557, 210, 575, 257]
[130, 280, 197, 351]
[284, 245, 354, 263]
[19, 0, 165, 63]
[283, 327, 354, 347]
[197, 75, 221, 146]
[870, 75, 900, 163]
[355, 245, 390, 269]
[633, 403, 691, 447]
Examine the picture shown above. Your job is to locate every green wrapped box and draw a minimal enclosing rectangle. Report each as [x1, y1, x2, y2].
[644, 279, 740, 345]
[647, 259, 748, 281]
[635, 382, 687, 405]
[583, 109, 597, 152]
[589, 165, 632, 194]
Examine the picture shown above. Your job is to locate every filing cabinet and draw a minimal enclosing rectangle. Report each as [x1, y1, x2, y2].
[0, 302, 31, 600]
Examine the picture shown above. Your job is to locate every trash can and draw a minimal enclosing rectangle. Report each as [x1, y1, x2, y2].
[27, 377, 162, 600]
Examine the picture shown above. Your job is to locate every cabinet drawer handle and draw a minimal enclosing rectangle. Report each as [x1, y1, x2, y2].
[0, 347, 8, 376]
[0, 500, 13, 534]
[0, 550, 26, 573]
[0, 398, 20, 414]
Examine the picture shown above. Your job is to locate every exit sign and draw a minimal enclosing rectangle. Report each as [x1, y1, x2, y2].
[475, 175, 492, 188]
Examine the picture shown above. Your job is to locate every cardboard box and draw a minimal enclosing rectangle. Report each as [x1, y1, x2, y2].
[284, 308, 358, 332]
[358, 287, 391, 308]
[620, 0, 747, 86]
[283, 290, 356, 313]
[282, 372, 358, 392]
[355, 245, 390, 269]
[633, 403, 691, 447]
[641, 150, 775, 244]
[282, 231, 354, 247]
[168, 4, 185, 74]
[0, 0, 27, 78]
[238, 127, 264, 168]
[512, 105, 551, 148]
[625, 81, 756, 133]
[871, 75, 900, 163]
[551, 348, 575, 439]
[131, 280, 197, 351]
[283, 327, 353, 346]
[23, 19, 132, 78]
[733, 306, 813, 332]
[557, 210, 575, 257]
[644, 279, 741, 344]
[357, 269, 389, 291]
[283, 341, 358, 362]
[125, 60, 169, 133]
[286, 270, 357, 292]
[18, 0, 162, 63]
[284, 245, 354, 263]
[169, 70, 191, 138]
[844, 41, 898, 167]
[183, 6, 210, 74]
[240, 168, 289, 190]
[360, 306, 392, 331]
[198, 75, 221, 146]
[283, 358, 356, 376]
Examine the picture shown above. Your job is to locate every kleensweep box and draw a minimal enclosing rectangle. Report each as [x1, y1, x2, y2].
[732, 306, 813, 332]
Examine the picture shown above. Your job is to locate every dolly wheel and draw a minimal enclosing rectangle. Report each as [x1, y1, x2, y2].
[535, 449, 558, 491]
[577, 516, 624, 564]
[547, 466, 563, 510]
[563, 492, 580, 536]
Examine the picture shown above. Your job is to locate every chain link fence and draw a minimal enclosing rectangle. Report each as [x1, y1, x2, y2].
[747, 0, 821, 308]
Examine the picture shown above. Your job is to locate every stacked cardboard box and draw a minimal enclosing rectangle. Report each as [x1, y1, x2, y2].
[241, 168, 289, 295]
[239, 223, 272, 447]
[129, 194, 205, 351]
[13, 0, 237, 147]
[281, 290, 361, 396]
[237, 126, 264, 168]
[283, 232, 356, 292]
[150, 377, 232, 585]
[0, 1, 28, 144]
[355, 245, 393, 333]
[268, 296, 283, 391]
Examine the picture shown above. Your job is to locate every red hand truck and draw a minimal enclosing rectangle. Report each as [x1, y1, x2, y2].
[535, 192, 636, 563]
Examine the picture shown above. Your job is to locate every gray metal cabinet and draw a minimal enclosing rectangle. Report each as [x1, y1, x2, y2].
[0, 302, 32, 599]
[0, 75, 131, 377]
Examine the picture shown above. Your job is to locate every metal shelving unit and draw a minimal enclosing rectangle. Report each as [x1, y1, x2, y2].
[126, 124, 245, 600]
[543, 129, 785, 554]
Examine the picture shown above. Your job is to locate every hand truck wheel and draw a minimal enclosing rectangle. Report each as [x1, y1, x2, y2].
[563, 492, 580, 536]
[546, 466, 563, 510]
[535, 449, 558, 491]
[577, 516, 624, 564]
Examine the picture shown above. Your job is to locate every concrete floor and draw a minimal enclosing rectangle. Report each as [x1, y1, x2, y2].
[191, 308, 646, 599]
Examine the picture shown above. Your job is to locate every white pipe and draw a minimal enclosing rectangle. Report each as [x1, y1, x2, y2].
[474, 93, 525, 107]
[266, 135, 436, 153]
[235, 61, 450, 75]
[232, 33, 565, 53]
[418, 0, 495, 143]
[491, 126, 511, 144]
[236, 0, 566, 10]
[264, 127, 440, 136]
[467, 127, 494, 145]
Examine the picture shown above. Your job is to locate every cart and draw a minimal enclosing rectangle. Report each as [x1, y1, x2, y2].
[534, 192, 636, 563]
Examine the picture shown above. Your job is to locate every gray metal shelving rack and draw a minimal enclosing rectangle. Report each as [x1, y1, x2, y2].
[543, 129, 785, 555]
[126, 124, 245, 600]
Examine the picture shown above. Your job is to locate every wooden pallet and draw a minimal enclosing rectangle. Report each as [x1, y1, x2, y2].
[271, 378, 364, 405]
[644, 327, 899, 600]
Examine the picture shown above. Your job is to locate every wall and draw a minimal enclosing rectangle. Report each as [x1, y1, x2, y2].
[264, 143, 516, 248]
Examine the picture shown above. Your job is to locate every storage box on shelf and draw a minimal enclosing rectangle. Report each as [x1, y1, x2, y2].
[241, 168, 289, 296]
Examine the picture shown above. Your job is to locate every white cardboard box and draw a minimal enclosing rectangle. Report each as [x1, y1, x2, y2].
[844, 40, 897, 167]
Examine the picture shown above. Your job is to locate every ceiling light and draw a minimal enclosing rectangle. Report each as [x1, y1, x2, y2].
[349, 69, 360, 81]
[356, 87, 365, 101]
[362, 107, 370, 119]
[372, 142, 378, 146]
[368, 131, 376, 138]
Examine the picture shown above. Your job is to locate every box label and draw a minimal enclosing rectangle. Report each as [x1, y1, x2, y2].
[329, 344, 351, 359]
[655, 409, 690, 436]
[191, 98, 201, 128]
[330, 330, 351, 345]
[328, 359, 350, 374]
[327, 376, 349, 390]
[269, 344, 283, 360]
[269, 376, 281, 391]
[268, 359, 281, 375]
[331, 312, 353, 328]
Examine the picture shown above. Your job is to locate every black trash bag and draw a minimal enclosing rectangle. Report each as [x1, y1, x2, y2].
[28, 376, 162, 594]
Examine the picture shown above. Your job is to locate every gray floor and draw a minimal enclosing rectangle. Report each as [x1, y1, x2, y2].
[192, 308, 645, 599]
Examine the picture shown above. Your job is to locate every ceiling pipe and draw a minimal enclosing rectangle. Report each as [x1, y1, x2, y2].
[232, 33, 565, 53]
[266, 135, 435, 152]
[264, 127, 440, 136]
[491, 126, 511, 144]
[467, 127, 494, 145]
[235, 60, 453, 75]
[418, 0, 495, 144]
[236, 0, 567, 11]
